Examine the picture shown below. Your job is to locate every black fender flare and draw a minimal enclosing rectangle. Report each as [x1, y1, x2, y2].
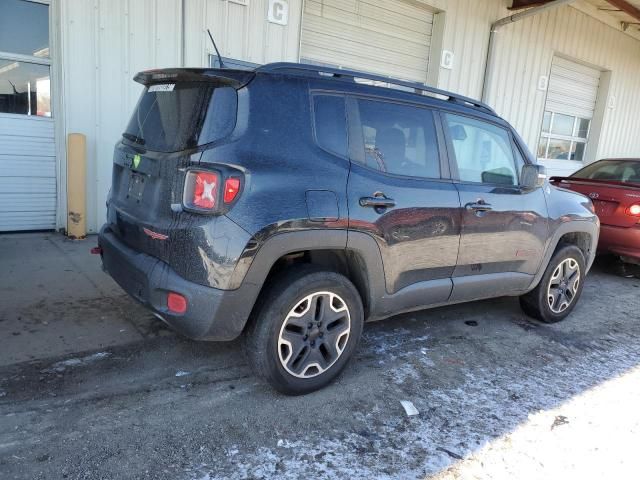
[528, 219, 599, 291]
[229, 229, 386, 327]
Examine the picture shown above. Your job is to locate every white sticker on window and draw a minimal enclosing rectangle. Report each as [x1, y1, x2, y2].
[148, 83, 175, 92]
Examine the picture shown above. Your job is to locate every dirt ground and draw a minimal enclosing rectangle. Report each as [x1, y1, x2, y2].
[1, 234, 639, 479]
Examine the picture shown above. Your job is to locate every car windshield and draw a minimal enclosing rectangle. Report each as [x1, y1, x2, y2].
[571, 160, 640, 185]
[123, 82, 237, 153]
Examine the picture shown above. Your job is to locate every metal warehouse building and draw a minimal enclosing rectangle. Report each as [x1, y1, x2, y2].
[1, 0, 640, 233]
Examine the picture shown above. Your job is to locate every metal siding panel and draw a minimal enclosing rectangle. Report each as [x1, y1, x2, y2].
[61, 0, 182, 232]
[61, 0, 99, 232]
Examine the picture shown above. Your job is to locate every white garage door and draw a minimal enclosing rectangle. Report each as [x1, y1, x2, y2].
[0, 115, 56, 231]
[537, 56, 602, 177]
[0, 0, 56, 231]
[300, 0, 434, 82]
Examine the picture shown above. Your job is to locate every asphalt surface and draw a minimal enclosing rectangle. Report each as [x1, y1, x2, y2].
[1, 247, 639, 479]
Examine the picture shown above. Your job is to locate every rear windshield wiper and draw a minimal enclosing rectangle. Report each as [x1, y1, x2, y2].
[122, 132, 146, 145]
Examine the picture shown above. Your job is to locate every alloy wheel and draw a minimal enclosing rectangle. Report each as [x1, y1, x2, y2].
[547, 258, 581, 314]
[277, 291, 351, 378]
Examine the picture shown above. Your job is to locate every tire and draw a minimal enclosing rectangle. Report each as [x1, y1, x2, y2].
[519, 244, 586, 323]
[244, 265, 364, 395]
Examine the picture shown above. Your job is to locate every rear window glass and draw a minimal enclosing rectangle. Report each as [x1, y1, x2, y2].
[572, 160, 640, 184]
[123, 83, 237, 153]
[313, 95, 347, 157]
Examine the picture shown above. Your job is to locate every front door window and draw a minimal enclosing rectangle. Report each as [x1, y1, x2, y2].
[0, 0, 51, 117]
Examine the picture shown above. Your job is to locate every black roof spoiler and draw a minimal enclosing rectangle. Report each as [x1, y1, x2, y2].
[133, 68, 254, 88]
[256, 62, 496, 115]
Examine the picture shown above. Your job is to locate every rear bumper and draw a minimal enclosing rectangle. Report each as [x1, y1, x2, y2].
[598, 224, 640, 260]
[98, 226, 256, 341]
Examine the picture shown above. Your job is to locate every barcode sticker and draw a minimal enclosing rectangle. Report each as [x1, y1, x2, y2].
[148, 83, 175, 92]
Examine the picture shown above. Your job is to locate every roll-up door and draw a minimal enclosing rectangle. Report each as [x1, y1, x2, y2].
[537, 56, 602, 176]
[300, 0, 434, 82]
[546, 56, 601, 119]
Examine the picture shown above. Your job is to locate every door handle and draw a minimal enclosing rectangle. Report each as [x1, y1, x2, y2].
[465, 200, 493, 212]
[359, 196, 396, 209]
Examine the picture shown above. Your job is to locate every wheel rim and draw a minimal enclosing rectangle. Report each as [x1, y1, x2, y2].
[547, 258, 581, 314]
[277, 291, 351, 379]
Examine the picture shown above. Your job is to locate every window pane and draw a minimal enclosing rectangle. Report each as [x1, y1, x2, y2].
[0, 0, 49, 57]
[542, 111, 552, 133]
[575, 118, 590, 138]
[445, 114, 517, 185]
[573, 142, 586, 161]
[537, 137, 548, 159]
[313, 95, 347, 157]
[356, 99, 440, 179]
[550, 113, 575, 136]
[547, 139, 572, 160]
[0, 60, 50, 116]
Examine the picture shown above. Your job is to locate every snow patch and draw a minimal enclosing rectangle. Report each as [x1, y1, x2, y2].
[46, 352, 112, 373]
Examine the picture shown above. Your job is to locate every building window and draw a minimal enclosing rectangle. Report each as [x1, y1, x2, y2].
[537, 111, 590, 162]
[0, 0, 51, 117]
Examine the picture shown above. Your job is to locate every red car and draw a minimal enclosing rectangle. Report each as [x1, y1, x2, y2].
[551, 159, 640, 264]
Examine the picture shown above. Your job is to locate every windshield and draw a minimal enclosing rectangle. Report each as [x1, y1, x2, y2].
[123, 82, 237, 153]
[571, 160, 640, 185]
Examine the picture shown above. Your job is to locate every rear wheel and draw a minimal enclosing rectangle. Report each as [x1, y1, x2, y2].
[244, 266, 364, 395]
[520, 245, 586, 323]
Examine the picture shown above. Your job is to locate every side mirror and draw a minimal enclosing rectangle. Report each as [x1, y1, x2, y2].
[521, 164, 547, 189]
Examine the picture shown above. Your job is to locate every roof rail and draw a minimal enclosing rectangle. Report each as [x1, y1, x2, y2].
[256, 62, 496, 115]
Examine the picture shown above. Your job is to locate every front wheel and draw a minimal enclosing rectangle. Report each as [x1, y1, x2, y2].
[520, 245, 586, 323]
[244, 266, 364, 395]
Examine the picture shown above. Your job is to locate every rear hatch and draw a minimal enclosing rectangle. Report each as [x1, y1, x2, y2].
[551, 177, 640, 228]
[107, 68, 252, 263]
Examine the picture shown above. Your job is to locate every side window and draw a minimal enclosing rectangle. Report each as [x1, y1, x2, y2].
[313, 95, 347, 158]
[355, 98, 440, 179]
[444, 113, 518, 186]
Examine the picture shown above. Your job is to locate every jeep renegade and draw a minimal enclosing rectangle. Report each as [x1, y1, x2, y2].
[98, 63, 599, 394]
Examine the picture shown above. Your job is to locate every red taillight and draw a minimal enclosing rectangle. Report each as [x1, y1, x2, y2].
[184, 170, 220, 211]
[627, 204, 640, 216]
[167, 292, 187, 314]
[193, 171, 219, 209]
[224, 178, 241, 204]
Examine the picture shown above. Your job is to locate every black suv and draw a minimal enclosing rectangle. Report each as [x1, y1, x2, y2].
[98, 63, 599, 394]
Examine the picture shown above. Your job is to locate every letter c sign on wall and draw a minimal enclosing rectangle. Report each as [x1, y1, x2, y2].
[268, 0, 289, 25]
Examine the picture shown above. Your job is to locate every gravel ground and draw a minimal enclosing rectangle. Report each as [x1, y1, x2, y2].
[0, 260, 639, 479]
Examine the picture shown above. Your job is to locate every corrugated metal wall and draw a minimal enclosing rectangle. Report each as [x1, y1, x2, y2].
[483, 2, 640, 163]
[61, 0, 183, 233]
[184, 0, 302, 68]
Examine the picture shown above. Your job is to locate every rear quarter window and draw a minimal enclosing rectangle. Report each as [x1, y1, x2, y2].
[312, 95, 347, 158]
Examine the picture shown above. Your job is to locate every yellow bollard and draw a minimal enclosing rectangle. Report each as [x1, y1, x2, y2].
[66, 133, 87, 239]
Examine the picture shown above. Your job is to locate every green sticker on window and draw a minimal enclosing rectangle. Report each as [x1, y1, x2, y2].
[133, 154, 141, 169]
